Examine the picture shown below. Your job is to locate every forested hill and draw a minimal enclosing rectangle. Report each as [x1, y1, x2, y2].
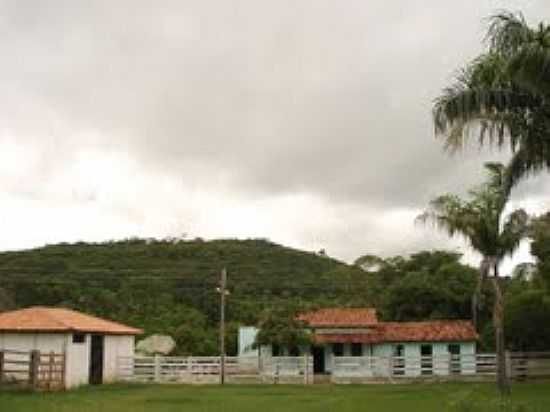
[0, 238, 371, 354]
[7, 238, 536, 354]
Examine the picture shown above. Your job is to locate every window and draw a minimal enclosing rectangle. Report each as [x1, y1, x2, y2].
[272, 344, 281, 357]
[421, 344, 433, 356]
[332, 343, 344, 357]
[72, 333, 86, 344]
[351, 343, 363, 357]
[393, 344, 405, 357]
[448, 344, 460, 355]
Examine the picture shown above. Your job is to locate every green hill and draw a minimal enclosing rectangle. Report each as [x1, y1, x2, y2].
[0, 238, 370, 354]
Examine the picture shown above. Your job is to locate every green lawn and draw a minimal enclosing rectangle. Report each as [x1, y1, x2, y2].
[1, 382, 549, 412]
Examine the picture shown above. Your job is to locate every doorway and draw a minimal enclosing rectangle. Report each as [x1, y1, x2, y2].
[312, 346, 325, 374]
[89, 334, 104, 384]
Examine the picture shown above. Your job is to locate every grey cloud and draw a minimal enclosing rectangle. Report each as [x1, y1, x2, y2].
[0, 0, 548, 262]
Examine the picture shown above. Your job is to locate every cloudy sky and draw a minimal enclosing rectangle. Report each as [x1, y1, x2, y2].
[1, 0, 549, 272]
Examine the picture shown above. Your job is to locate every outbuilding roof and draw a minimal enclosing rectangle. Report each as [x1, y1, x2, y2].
[297, 308, 379, 327]
[0, 307, 143, 335]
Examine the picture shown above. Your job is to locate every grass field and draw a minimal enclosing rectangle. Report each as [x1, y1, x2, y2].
[1, 382, 549, 412]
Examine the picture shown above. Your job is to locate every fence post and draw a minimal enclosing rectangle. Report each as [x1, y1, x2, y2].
[303, 354, 308, 384]
[154, 355, 161, 383]
[30, 350, 40, 390]
[505, 351, 512, 380]
[189, 357, 195, 383]
[61, 352, 66, 389]
[0, 351, 4, 384]
[47, 352, 54, 390]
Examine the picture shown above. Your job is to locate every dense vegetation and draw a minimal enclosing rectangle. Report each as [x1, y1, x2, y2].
[0, 238, 482, 354]
[1, 234, 549, 355]
[0, 238, 371, 355]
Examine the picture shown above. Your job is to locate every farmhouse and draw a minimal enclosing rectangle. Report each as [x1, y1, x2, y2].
[239, 308, 478, 377]
[0, 306, 142, 388]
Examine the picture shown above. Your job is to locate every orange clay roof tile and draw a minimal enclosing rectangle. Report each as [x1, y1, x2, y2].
[0, 307, 142, 335]
[297, 308, 379, 327]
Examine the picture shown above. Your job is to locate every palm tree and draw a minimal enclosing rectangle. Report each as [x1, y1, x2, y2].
[433, 12, 550, 193]
[418, 163, 529, 395]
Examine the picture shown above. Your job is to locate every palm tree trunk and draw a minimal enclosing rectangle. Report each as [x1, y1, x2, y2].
[472, 278, 482, 330]
[473, 258, 490, 331]
[491, 267, 511, 396]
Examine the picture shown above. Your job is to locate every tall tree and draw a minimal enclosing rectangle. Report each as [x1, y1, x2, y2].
[433, 12, 550, 192]
[418, 163, 529, 395]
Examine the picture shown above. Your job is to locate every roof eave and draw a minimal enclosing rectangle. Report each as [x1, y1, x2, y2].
[0, 328, 144, 335]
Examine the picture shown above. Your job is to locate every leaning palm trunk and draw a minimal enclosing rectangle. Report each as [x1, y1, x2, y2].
[491, 272, 511, 395]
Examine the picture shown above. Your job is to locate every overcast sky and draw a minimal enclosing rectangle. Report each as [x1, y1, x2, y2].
[1, 0, 549, 273]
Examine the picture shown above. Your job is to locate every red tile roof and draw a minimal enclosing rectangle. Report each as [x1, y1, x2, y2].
[315, 333, 383, 344]
[0, 307, 143, 335]
[376, 320, 478, 343]
[297, 308, 379, 327]
[313, 320, 477, 344]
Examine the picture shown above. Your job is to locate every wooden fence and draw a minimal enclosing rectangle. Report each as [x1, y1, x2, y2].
[332, 352, 550, 383]
[117, 355, 313, 384]
[0, 349, 65, 391]
[117, 352, 550, 385]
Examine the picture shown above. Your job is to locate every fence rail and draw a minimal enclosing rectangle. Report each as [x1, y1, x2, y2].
[117, 352, 550, 385]
[117, 355, 313, 384]
[332, 352, 550, 383]
[0, 349, 65, 391]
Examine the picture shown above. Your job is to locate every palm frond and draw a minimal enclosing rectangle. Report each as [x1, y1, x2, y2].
[420, 163, 529, 260]
[487, 11, 532, 57]
[508, 43, 550, 95]
[499, 209, 529, 257]
[433, 86, 533, 150]
[434, 11, 550, 189]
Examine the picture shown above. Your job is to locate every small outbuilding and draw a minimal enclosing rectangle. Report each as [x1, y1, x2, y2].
[0, 306, 142, 388]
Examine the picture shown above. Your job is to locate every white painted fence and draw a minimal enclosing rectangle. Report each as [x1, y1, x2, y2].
[117, 352, 550, 384]
[332, 354, 483, 381]
[0, 349, 65, 390]
[332, 352, 550, 383]
[117, 355, 313, 384]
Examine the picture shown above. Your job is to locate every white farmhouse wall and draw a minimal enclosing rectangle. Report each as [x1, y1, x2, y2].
[0, 333, 67, 352]
[65, 333, 91, 388]
[103, 335, 134, 383]
[0, 332, 137, 388]
[325, 346, 332, 372]
[0, 333, 69, 378]
[0, 332, 90, 387]
[238, 327, 259, 357]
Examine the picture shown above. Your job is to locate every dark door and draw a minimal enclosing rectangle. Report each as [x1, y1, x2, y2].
[312, 346, 325, 374]
[89, 335, 104, 384]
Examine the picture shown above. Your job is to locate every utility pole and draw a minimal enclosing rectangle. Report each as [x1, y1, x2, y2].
[217, 267, 229, 384]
